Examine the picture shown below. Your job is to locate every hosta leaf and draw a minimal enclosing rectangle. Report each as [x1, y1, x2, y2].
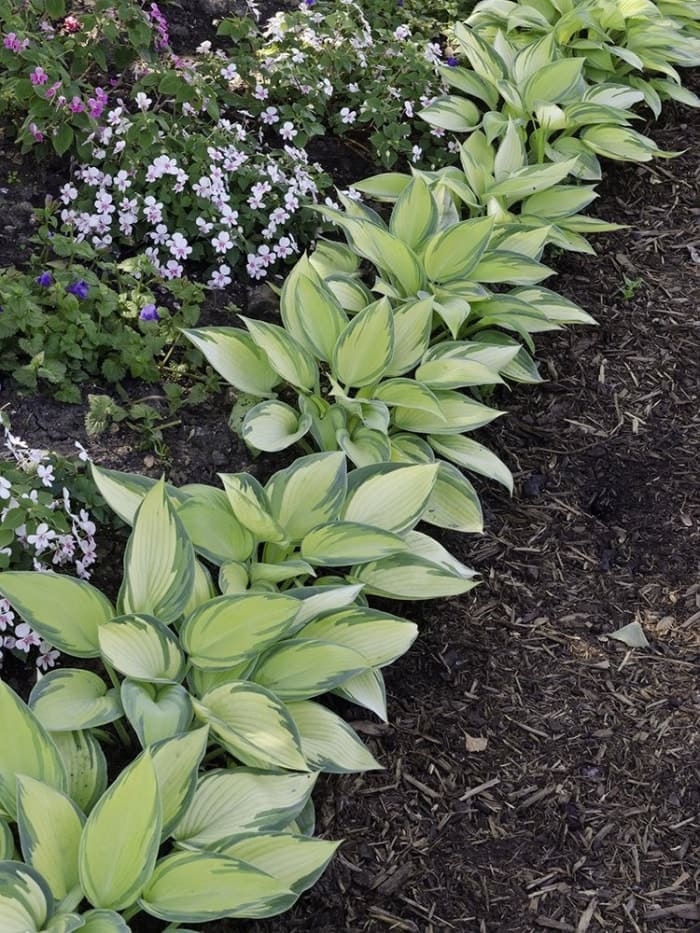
[341, 462, 439, 534]
[389, 175, 438, 250]
[352, 172, 411, 200]
[181, 593, 301, 671]
[351, 549, 478, 600]
[265, 452, 347, 542]
[386, 298, 434, 376]
[419, 94, 481, 132]
[325, 272, 374, 312]
[337, 426, 391, 468]
[0, 572, 113, 658]
[99, 614, 184, 684]
[177, 487, 254, 565]
[280, 259, 348, 361]
[429, 435, 513, 491]
[0, 860, 53, 933]
[333, 668, 388, 721]
[218, 832, 339, 894]
[89, 465, 187, 526]
[438, 63, 499, 107]
[332, 298, 395, 387]
[301, 522, 408, 567]
[121, 680, 192, 748]
[471, 250, 553, 285]
[374, 378, 445, 417]
[285, 702, 381, 773]
[241, 317, 318, 391]
[423, 217, 495, 283]
[521, 182, 598, 218]
[44, 913, 84, 933]
[298, 606, 417, 667]
[79, 752, 161, 910]
[337, 217, 425, 296]
[580, 125, 669, 161]
[473, 330, 543, 382]
[393, 390, 504, 435]
[29, 670, 122, 732]
[523, 57, 585, 110]
[120, 480, 196, 625]
[182, 327, 279, 396]
[454, 22, 505, 82]
[173, 769, 317, 847]
[0, 682, 66, 820]
[512, 286, 597, 326]
[493, 118, 526, 182]
[423, 461, 484, 533]
[151, 727, 209, 838]
[194, 682, 308, 771]
[17, 776, 84, 900]
[0, 820, 13, 859]
[252, 639, 369, 701]
[218, 561, 249, 595]
[415, 357, 504, 389]
[80, 910, 130, 932]
[390, 433, 435, 464]
[249, 559, 314, 585]
[242, 400, 312, 452]
[139, 850, 291, 922]
[51, 730, 107, 815]
[219, 473, 286, 543]
[287, 583, 365, 628]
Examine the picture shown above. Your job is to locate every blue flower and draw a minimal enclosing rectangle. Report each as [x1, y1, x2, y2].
[446, 56, 459, 67]
[35, 271, 52, 287]
[139, 303, 159, 321]
[66, 280, 90, 299]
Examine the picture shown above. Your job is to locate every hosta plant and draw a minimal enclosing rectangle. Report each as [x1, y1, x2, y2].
[421, 25, 676, 177]
[465, 0, 700, 116]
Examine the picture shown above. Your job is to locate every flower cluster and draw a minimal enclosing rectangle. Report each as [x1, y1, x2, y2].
[146, 3, 170, 51]
[0, 426, 101, 671]
[58, 94, 328, 282]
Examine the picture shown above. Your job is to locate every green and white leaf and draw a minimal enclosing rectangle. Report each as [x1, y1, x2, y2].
[241, 317, 318, 391]
[177, 488, 254, 565]
[333, 668, 388, 721]
[301, 522, 408, 567]
[423, 217, 494, 283]
[218, 832, 339, 894]
[99, 614, 184, 684]
[182, 327, 279, 396]
[252, 639, 369, 701]
[393, 391, 504, 434]
[385, 298, 434, 376]
[121, 680, 192, 748]
[332, 298, 395, 387]
[242, 400, 312, 453]
[418, 94, 481, 132]
[423, 461, 484, 533]
[429, 435, 513, 491]
[219, 473, 287, 543]
[150, 727, 209, 838]
[51, 730, 107, 815]
[298, 606, 417, 667]
[0, 860, 53, 933]
[29, 670, 122, 732]
[89, 465, 187, 526]
[341, 462, 439, 534]
[265, 452, 347, 542]
[285, 702, 381, 773]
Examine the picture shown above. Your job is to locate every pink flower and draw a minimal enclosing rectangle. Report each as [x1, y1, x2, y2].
[45, 80, 62, 99]
[30, 66, 48, 85]
[28, 122, 44, 142]
[68, 95, 85, 113]
[63, 16, 81, 33]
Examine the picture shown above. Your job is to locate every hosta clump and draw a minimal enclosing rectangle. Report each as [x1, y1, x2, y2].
[466, 0, 700, 116]
[421, 25, 676, 176]
[0, 453, 461, 925]
[58, 78, 328, 284]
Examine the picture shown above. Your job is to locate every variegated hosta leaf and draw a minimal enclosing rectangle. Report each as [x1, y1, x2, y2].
[99, 614, 185, 685]
[150, 727, 209, 839]
[218, 473, 287, 543]
[423, 217, 494, 283]
[336, 216, 425, 297]
[429, 435, 513, 491]
[120, 680, 192, 748]
[512, 286, 596, 326]
[249, 559, 315, 586]
[89, 464, 187, 526]
[389, 433, 435, 464]
[487, 158, 579, 201]
[341, 462, 439, 534]
[43, 912, 84, 933]
[373, 378, 446, 418]
[286, 583, 365, 629]
[176, 486, 254, 565]
[0, 860, 53, 933]
[0, 572, 113, 658]
[80, 909, 131, 932]
[218, 561, 249, 595]
[218, 832, 339, 895]
[523, 57, 585, 110]
[182, 327, 279, 396]
[242, 400, 312, 453]
[351, 535, 478, 600]
[194, 682, 308, 771]
[172, 769, 317, 848]
[470, 249, 553, 285]
[580, 124, 671, 161]
[393, 390, 505, 435]
[334, 668, 388, 721]
[353, 172, 411, 200]
[473, 330, 543, 383]
[251, 639, 369, 701]
[0, 682, 66, 820]
[280, 257, 349, 361]
[337, 425, 392, 468]
[423, 461, 484, 533]
[332, 298, 395, 387]
[265, 451, 347, 542]
[415, 356, 504, 389]
[79, 752, 161, 910]
[139, 850, 291, 922]
[301, 521, 408, 567]
[285, 701, 381, 773]
[51, 730, 107, 816]
[17, 775, 84, 900]
[325, 272, 374, 312]
[419, 94, 482, 132]
[181, 593, 301, 671]
[29, 670, 122, 732]
[389, 175, 438, 250]
[119, 480, 196, 625]
[182, 560, 217, 616]
[385, 297, 434, 376]
[298, 606, 417, 668]
[241, 316, 319, 391]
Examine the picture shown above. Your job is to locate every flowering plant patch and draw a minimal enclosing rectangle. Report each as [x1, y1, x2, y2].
[0, 0, 163, 154]
[0, 242, 204, 401]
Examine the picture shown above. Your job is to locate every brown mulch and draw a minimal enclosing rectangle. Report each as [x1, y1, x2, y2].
[1, 8, 699, 933]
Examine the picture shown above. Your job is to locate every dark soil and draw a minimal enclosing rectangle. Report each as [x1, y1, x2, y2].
[1, 4, 699, 933]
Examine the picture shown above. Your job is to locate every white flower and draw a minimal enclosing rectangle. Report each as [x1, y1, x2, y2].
[394, 25, 411, 40]
[37, 464, 55, 487]
[208, 264, 232, 289]
[260, 106, 279, 125]
[0, 476, 11, 499]
[339, 107, 356, 125]
[411, 145, 423, 163]
[26, 523, 56, 555]
[135, 92, 152, 112]
[280, 121, 297, 141]
[196, 40, 212, 53]
[211, 231, 233, 254]
[220, 63, 238, 80]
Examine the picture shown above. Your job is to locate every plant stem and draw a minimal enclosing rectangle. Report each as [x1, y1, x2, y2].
[102, 660, 132, 747]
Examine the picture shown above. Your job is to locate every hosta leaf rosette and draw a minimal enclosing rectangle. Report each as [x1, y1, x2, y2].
[0, 860, 54, 933]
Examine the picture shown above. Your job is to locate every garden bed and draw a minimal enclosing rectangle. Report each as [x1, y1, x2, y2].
[1, 1, 698, 931]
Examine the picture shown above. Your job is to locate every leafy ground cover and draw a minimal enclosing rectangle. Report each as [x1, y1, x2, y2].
[0, 0, 698, 930]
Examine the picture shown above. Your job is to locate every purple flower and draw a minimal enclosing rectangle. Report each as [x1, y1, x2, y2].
[446, 57, 459, 67]
[30, 66, 48, 86]
[139, 303, 159, 321]
[66, 280, 90, 299]
[35, 272, 52, 286]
